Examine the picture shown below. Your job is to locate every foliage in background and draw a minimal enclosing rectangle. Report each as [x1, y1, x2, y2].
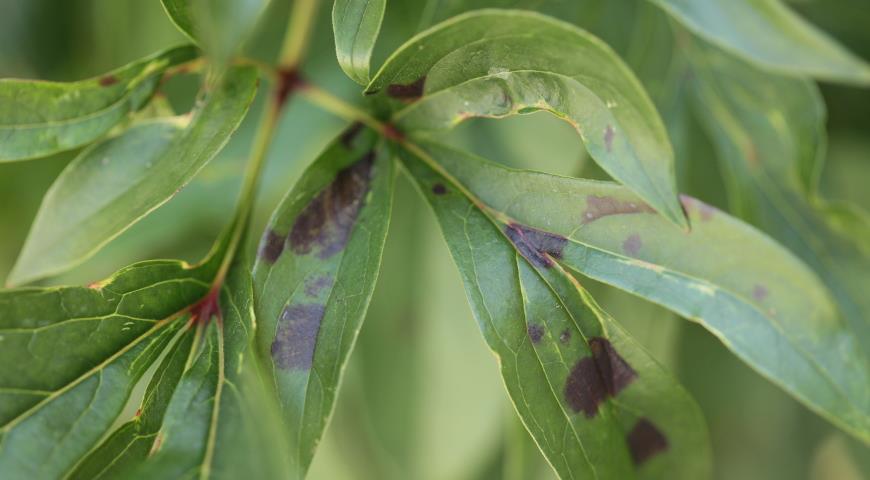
[0, 0, 868, 479]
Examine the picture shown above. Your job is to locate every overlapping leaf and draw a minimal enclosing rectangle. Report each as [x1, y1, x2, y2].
[0, 256, 218, 478]
[398, 139, 870, 444]
[333, 0, 386, 85]
[161, 0, 271, 63]
[7, 65, 259, 287]
[648, 0, 870, 85]
[686, 41, 870, 346]
[398, 141, 711, 479]
[0, 45, 197, 162]
[366, 9, 686, 228]
[252, 124, 395, 477]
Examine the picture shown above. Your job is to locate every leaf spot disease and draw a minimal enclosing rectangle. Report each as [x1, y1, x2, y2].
[289, 151, 375, 259]
[305, 275, 334, 297]
[432, 183, 448, 195]
[752, 284, 768, 302]
[559, 329, 571, 344]
[505, 223, 567, 268]
[386, 76, 426, 100]
[622, 233, 642, 257]
[604, 125, 615, 152]
[564, 337, 637, 417]
[527, 323, 544, 344]
[271, 304, 326, 370]
[583, 195, 654, 224]
[257, 229, 285, 264]
[99, 75, 118, 86]
[627, 418, 669, 465]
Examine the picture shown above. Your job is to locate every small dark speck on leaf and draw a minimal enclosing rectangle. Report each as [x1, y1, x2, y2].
[604, 125, 615, 152]
[340, 122, 364, 149]
[622, 234, 642, 257]
[559, 329, 571, 344]
[528, 324, 544, 344]
[505, 223, 567, 268]
[271, 304, 326, 370]
[99, 75, 118, 86]
[386, 76, 426, 100]
[432, 183, 447, 195]
[583, 195, 654, 224]
[257, 229, 285, 264]
[753, 284, 768, 302]
[290, 151, 375, 259]
[680, 194, 715, 222]
[627, 418, 669, 465]
[564, 336, 636, 417]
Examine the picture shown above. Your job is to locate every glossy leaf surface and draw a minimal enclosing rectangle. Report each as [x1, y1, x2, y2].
[333, 0, 386, 85]
[0, 46, 197, 162]
[649, 0, 870, 85]
[252, 124, 395, 476]
[399, 139, 870, 444]
[7, 66, 259, 286]
[399, 142, 711, 479]
[367, 9, 686, 228]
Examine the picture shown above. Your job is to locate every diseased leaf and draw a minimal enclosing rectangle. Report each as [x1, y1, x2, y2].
[686, 40, 870, 345]
[648, 0, 870, 85]
[398, 139, 870, 444]
[252, 124, 395, 477]
[333, 0, 387, 85]
[366, 9, 687, 228]
[7, 65, 259, 286]
[398, 142, 711, 479]
[0, 257, 218, 478]
[0, 45, 197, 162]
[161, 0, 271, 63]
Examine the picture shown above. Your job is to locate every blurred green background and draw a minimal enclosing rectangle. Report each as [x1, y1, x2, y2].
[1, 1, 868, 479]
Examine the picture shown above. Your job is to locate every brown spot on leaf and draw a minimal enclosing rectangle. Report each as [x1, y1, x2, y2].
[583, 195, 654, 224]
[627, 418, 669, 465]
[679, 195, 715, 222]
[559, 329, 571, 344]
[622, 234, 642, 257]
[289, 151, 375, 259]
[340, 122, 364, 149]
[505, 223, 567, 268]
[99, 75, 118, 86]
[752, 284, 768, 302]
[386, 76, 426, 100]
[528, 324, 544, 344]
[305, 275, 334, 297]
[432, 183, 447, 195]
[257, 229, 285, 264]
[604, 125, 615, 152]
[271, 304, 325, 370]
[564, 336, 636, 417]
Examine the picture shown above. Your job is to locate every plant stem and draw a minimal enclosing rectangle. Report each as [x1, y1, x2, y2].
[298, 84, 386, 134]
[280, 0, 320, 69]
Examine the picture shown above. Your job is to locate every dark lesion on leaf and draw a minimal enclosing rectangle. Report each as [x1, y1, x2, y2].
[271, 303, 326, 370]
[604, 125, 615, 152]
[305, 275, 334, 297]
[432, 183, 448, 195]
[257, 229, 286, 264]
[527, 323, 545, 344]
[559, 329, 571, 344]
[386, 76, 426, 101]
[505, 223, 567, 268]
[626, 418, 669, 465]
[564, 337, 637, 417]
[622, 233, 643, 257]
[289, 151, 375, 259]
[99, 75, 118, 87]
[582, 195, 655, 224]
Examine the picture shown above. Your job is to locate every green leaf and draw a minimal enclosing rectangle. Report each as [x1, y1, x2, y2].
[648, 0, 870, 85]
[161, 0, 271, 63]
[7, 65, 259, 286]
[398, 142, 711, 479]
[686, 40, 870, 346]
[367, 9, 687, 229]
[398, 139, 870, 444]
[0, 45, 197, 162]
[252, 124, 395, 476]
[333, 0, 387, 85]
[0, 257, 217, 478]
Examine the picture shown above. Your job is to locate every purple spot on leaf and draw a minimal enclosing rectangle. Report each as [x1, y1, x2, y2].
[528, 324, 545, 344]
[622, 234, 642, 257]
[627, 418, 669, 465]
[271, 304, 325, 370]
[505, 223, 567, 268]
